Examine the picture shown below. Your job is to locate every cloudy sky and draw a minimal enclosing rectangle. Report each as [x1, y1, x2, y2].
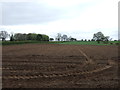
[0, 0, 119, 40]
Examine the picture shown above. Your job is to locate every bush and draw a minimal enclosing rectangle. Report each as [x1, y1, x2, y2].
[110, 43, 113, 45]
[103, 41, 109, 44]
[115, 43, 119, 45]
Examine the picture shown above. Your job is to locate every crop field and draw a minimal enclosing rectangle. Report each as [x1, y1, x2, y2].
[1, 43, 119, 88]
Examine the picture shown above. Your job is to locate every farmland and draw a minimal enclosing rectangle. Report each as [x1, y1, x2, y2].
[2, 43, 119, 88]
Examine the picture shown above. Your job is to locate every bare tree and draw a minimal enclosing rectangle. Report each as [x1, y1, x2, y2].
[62, 34, 68, 41]
[0, 31, 9, 41]
[56, 33, 62, 41]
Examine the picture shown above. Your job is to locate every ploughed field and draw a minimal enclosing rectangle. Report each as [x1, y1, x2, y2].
[2, 44, 119, 88]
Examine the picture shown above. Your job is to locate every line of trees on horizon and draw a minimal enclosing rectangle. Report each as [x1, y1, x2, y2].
[55, 32, 119, 44]
[0, 31, 119, 44]
[55, 33, 77, 41]
[0, 31, 49, 41]
[11, 33, 49, 41]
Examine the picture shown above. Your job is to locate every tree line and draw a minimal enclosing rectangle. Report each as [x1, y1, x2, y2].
[0, 31, 49, 41]
[55, 32, 111, 42]
[11, 33, 49, 41]
[0, 31, 119, 44]
[55, 33, 77, 41]
[55, 32, 119, 44]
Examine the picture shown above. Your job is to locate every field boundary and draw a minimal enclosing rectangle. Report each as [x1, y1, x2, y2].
[1, 41, 120, 46]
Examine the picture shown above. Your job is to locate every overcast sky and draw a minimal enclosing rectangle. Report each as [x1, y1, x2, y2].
[0, 0, 119, 40]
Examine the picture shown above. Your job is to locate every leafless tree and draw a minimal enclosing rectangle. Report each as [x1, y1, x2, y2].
[62, 34, 68, 41]
[0, 31, 9, 41]
[56, 33, 62, 41]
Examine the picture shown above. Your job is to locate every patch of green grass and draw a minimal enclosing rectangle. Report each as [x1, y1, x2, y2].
[0, 41, 2, 45]
[1, 40, 64, 46]
[1, 41, 50, 45]
[1, 40, 120, 46]
[55, 41, 120, 45]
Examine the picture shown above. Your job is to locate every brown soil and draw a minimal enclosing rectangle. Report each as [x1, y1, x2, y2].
[2, 44, 119, 88]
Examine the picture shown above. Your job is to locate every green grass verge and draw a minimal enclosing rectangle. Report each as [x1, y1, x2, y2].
[54, 41, 120, 45]
[0, 41, 66, 46]
[1, 41, 50, 45]
[1, 41, 120, 46]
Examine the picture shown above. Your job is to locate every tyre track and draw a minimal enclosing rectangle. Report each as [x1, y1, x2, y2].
[2, 47, 114, 80]
[77, 47, 93, 64]
[1, 65, 112, 80]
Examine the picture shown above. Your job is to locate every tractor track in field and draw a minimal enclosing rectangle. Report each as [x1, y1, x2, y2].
[1, 65, 112, 80]
[2, 44, 118, 88]
[2, 48, 114, 80]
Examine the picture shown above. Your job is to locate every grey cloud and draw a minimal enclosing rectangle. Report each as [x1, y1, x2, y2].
[1, 2, 64, 25]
